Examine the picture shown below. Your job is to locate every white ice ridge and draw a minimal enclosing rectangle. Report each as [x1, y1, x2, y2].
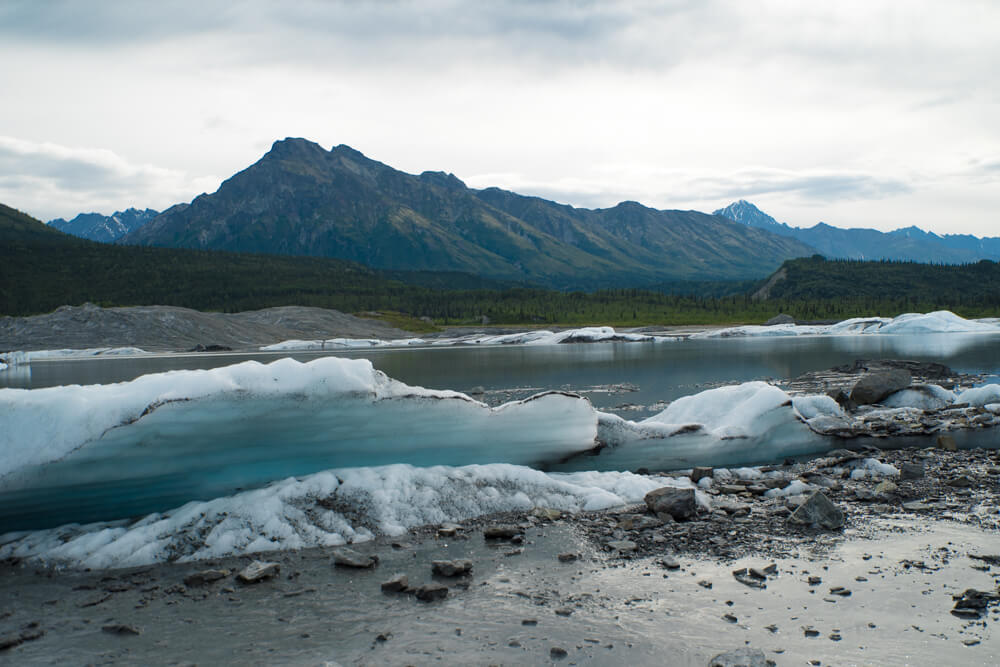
[0, 347, 149, 367]
[576, 383, 834, 471]
[0, 463, 705, 569]
[692, 310, 1000, 339]
[260, 326, 670, 351]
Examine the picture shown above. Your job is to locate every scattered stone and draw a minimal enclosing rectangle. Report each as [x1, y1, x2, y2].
[555, 607, 574, 617]
[698, 580, 713, 589]
[807, 576, 822, 585]
[644, 486, 698, 521]
[606, 540, 638, 553]
[183, 569, 229, 587]
[873, 480, 897, 496]
[829, 587, 851, 597]
[557, 552, 579, 563]
[722, 613, 738, 623]
[532, 508, 562, 521]
[431, 559, 473, 577]
[899, 462, 925, 480]
[550, 646, 568, 659]
[803, 627, 820, 638]
[484, 524, 521, 540]
[102, 624, 141, 636]
[332, 548, 378, 569]
[788, 491, 844, 530]
[691, 466, 713, 483]
[946, 475, 974, 488]
[732, 567, 767, 589]
[850, 369, 911, 405]
[521, 618, 538, 626]
[660, 556, 681, 570]
[236, 560, 280, 583]
[437, 523, 462, 537]
[380, 574, 409, 593]
[708, 647, 776, 667]
[951, 588, 1000, 617]
[414, 584, 448, 602]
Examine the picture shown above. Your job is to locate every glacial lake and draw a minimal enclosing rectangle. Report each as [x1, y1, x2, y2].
[5, 332, 1000, 420]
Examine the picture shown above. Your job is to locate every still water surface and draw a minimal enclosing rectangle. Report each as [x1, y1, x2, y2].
[5, 332, 1000, 418]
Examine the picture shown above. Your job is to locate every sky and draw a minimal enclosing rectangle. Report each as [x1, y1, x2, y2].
[1, 0, 998, 236]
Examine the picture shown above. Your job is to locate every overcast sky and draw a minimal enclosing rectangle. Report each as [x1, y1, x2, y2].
[1, 0, 997, 235]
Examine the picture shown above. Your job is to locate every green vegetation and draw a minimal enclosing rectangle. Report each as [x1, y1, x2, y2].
[3, 205, 999, 326]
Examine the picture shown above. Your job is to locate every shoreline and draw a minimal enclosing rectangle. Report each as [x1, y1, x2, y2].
[2, 447, 998, 665]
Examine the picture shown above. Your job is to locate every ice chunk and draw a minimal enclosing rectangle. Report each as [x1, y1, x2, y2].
[793, 395, 844, 419]
[693, 311, 1000, 339]
[957, 384, 1000, 407]
[0, 463, 679, 569]
[765, 479, 813, 498]
[0, 358, 598, 531]
[882, 384, 956, 410]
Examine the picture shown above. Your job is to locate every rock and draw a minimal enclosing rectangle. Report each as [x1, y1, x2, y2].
[850, 369, 911, 405]
[380, 574, 409, 593]
[606, 540, 638, 553]
[183, 569, 230, 587]
[829, 586, 852, 596]
[431, 559, 473, 577]
[236, 560, 280, 583]
[550, 646, 569, 659]
[732, 567, 767, 589]
[788, 491, 844, 530]
[937, 434, 957, 451]
[532, 508, 562, 521]
[644, 486, 697, 521]
[660, 556, 681, 569]
[332, 548, 378, 569]
[484, 524, 521, 540]
[708, 647, 776, 667]
[691, 466, 714, 483]
[102, 624, 141, 635]
[899, 462, 924, 480]
[618, 515, 662, 530]
[557, 552, 578, 563]
[437, 523, 462, 537]
[873, 480, 897, 496]
[414, 584, 448, 601]
[952, 588, 1000, 617]
[718, 484, 747, 495]
[946, 475, 974, 488]
[807, 576, 822, 585]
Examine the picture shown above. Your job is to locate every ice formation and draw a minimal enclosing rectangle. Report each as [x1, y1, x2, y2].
[957, 384, 1000, 407]
[0, 358, 597, 531]
[0, 347, 148, 366]
[882, 384, 956, 410]
[260, 326, 668, 351]
[694, 310, 1000, 339]
[0, 463, 699, 569]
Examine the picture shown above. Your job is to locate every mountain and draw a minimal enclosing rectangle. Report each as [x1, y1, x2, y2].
[715, 200, 1000, 263]
[48, 207, 159, 242]
[123, 138, 816, 288]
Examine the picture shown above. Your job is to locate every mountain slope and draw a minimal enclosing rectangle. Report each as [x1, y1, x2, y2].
[49, 208, 158, 242]
[124, 139, 817, 288]
[716, 200, 1000, 263]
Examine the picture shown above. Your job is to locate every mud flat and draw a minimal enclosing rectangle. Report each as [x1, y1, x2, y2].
[1, 446, 998, 666]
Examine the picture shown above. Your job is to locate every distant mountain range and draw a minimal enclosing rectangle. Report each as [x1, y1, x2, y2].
[120, 138, 815, 288]
[714, 200, 1000, 263]
[48, 208, 159, 243]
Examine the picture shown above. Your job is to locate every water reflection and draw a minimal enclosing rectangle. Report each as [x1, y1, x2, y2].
[4, 334, 1000, 419]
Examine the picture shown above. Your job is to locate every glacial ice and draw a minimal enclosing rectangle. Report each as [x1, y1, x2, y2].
[0, 347, 149, 367]
[694, 310, 1000, 339]
[0, 463, 697, 569]
[0, 358, 597, 530]
[882, 384, 956, 410]
[261, 326, 668, 351]
[957, 384, 1000, 406]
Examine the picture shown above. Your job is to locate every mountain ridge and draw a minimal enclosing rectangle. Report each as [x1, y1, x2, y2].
[715, 200, 1000, 263]
[123, 138, 817, 288]
[49, 207, 158, 242]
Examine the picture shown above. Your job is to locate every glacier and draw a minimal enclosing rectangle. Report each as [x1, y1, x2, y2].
[693, 310, 1000, 338]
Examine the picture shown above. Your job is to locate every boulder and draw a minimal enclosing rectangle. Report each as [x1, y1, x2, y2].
[236, 560, 280, 583]
[414, 584, 448, 602]
[873, 480, 898, 496]
[381, 573, 409, 593]
[708, 647, 775, 667]
[787, 491, 844, 530]
[850, 369, 912, 405]
[690, 466, 713, 483]
[332, 547, 378, 569]
[484, 524, 521, 540]
[899, 462, 924, 480]
[644, 486, 698, 521]
[431, 559, 473, 577]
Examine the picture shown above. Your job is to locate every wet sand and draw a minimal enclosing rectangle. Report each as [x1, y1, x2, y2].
[2, 448, 999, 666]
